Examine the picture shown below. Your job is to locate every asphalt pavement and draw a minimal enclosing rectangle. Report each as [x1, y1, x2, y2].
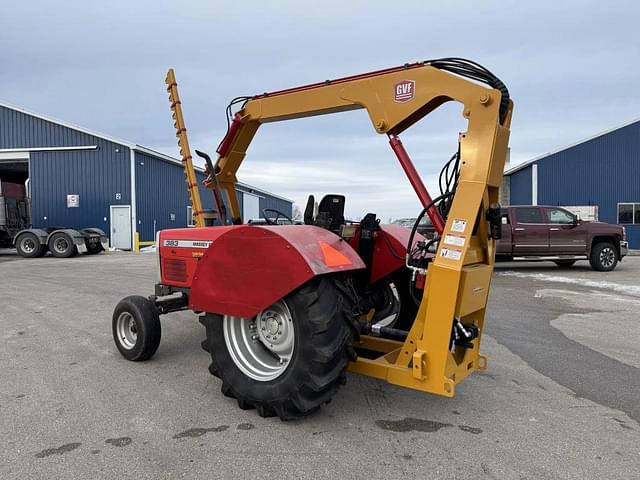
[1, 253, 639, 479]
[491, 259, 640, 423]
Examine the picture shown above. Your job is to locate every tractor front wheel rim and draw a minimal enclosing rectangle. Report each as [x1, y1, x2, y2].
[223, 300, 295, 382]
[116, 312, 138, 350]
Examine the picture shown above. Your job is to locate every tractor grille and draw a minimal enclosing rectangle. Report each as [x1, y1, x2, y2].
[163, 258, 187, 283]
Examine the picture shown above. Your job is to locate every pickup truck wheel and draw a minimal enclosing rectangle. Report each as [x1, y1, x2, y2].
[15, 232, 44, 258]
[48, 232, 78, 258]
[589, 242, 618, 272]
[554, 260, 576, 268]
[112, 296, 161, 361]
[200, 276, 355, 420]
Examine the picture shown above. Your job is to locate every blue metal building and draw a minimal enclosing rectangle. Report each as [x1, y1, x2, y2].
[504, 119, 640, 248]
[0, 102, 292, 249]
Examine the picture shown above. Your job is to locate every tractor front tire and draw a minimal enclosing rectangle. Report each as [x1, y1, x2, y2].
[112, 296, 161, 361]
[200, 276, 355, 420]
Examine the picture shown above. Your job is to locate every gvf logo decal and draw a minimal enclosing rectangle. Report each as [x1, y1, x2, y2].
[394, 80, 415, 103]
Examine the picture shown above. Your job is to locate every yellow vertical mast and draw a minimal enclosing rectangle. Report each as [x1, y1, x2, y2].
[165, 68, 206, 228]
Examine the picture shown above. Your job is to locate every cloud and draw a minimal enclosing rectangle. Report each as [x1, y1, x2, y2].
[1, 0, 639, 220]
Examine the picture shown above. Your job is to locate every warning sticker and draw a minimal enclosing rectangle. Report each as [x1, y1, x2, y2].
[443, 234, 466, 247]
[451, 219, 467, 233]
[440, 247, 463, 261]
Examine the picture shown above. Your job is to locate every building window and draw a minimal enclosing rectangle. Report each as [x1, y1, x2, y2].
[617, 203, 640, 224]
[187, 206, 195, 227]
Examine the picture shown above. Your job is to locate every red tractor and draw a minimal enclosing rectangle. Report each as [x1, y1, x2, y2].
[113, 58, 512, 420]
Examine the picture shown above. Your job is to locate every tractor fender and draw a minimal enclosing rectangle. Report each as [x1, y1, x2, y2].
[189, 225, 365, 318]
[14, 228, 49, 246]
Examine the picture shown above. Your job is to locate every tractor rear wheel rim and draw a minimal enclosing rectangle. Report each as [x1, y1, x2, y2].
[116, 312, 138, 350]
[600, 247, 615, 268]
[223, 300, 295, 382]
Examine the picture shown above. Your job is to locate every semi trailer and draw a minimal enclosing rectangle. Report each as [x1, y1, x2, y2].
[0, 179, 108, 258]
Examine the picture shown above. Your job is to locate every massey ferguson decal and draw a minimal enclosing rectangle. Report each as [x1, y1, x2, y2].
[163, 239, 212, 248]
[394, 80, 415, 103]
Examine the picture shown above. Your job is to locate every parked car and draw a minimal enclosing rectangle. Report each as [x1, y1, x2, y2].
[496, 205, 628, 271]
[391, 217, 436, 238]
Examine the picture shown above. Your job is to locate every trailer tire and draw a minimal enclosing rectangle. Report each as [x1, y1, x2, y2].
[112, 296, 161, 361]
[200, 276, 355, 420]
[86, 242, 104, 254]
[48, 232, 77, 258]
[589, 241, 618, 272]
[15, 232, 44, 258]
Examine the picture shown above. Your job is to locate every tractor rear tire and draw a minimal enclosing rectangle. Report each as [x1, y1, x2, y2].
[200, 276, 355, 420]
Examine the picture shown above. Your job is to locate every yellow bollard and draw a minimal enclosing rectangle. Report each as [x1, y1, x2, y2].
[134, 232, 140, 254]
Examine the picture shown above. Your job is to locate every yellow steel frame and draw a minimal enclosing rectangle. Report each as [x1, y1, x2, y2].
[212, 64, 513, 397]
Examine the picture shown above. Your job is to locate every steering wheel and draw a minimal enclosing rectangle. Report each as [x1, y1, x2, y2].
[262, 208, 294, 225]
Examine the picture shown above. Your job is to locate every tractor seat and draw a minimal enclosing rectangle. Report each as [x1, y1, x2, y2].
[304, 194, 346, 232]
[304, 194, 315, 225]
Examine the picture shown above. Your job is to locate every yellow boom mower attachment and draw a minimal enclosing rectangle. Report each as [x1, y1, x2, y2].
[210, 58, 512, 397]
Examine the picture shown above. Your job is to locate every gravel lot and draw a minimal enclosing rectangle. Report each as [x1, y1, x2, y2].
[1, 252, 639, 479]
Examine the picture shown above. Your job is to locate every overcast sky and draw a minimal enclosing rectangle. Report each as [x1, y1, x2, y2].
[2, 1, 639, 221]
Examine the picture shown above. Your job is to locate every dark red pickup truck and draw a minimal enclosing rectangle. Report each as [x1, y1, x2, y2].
[497, 206, 628, 271]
